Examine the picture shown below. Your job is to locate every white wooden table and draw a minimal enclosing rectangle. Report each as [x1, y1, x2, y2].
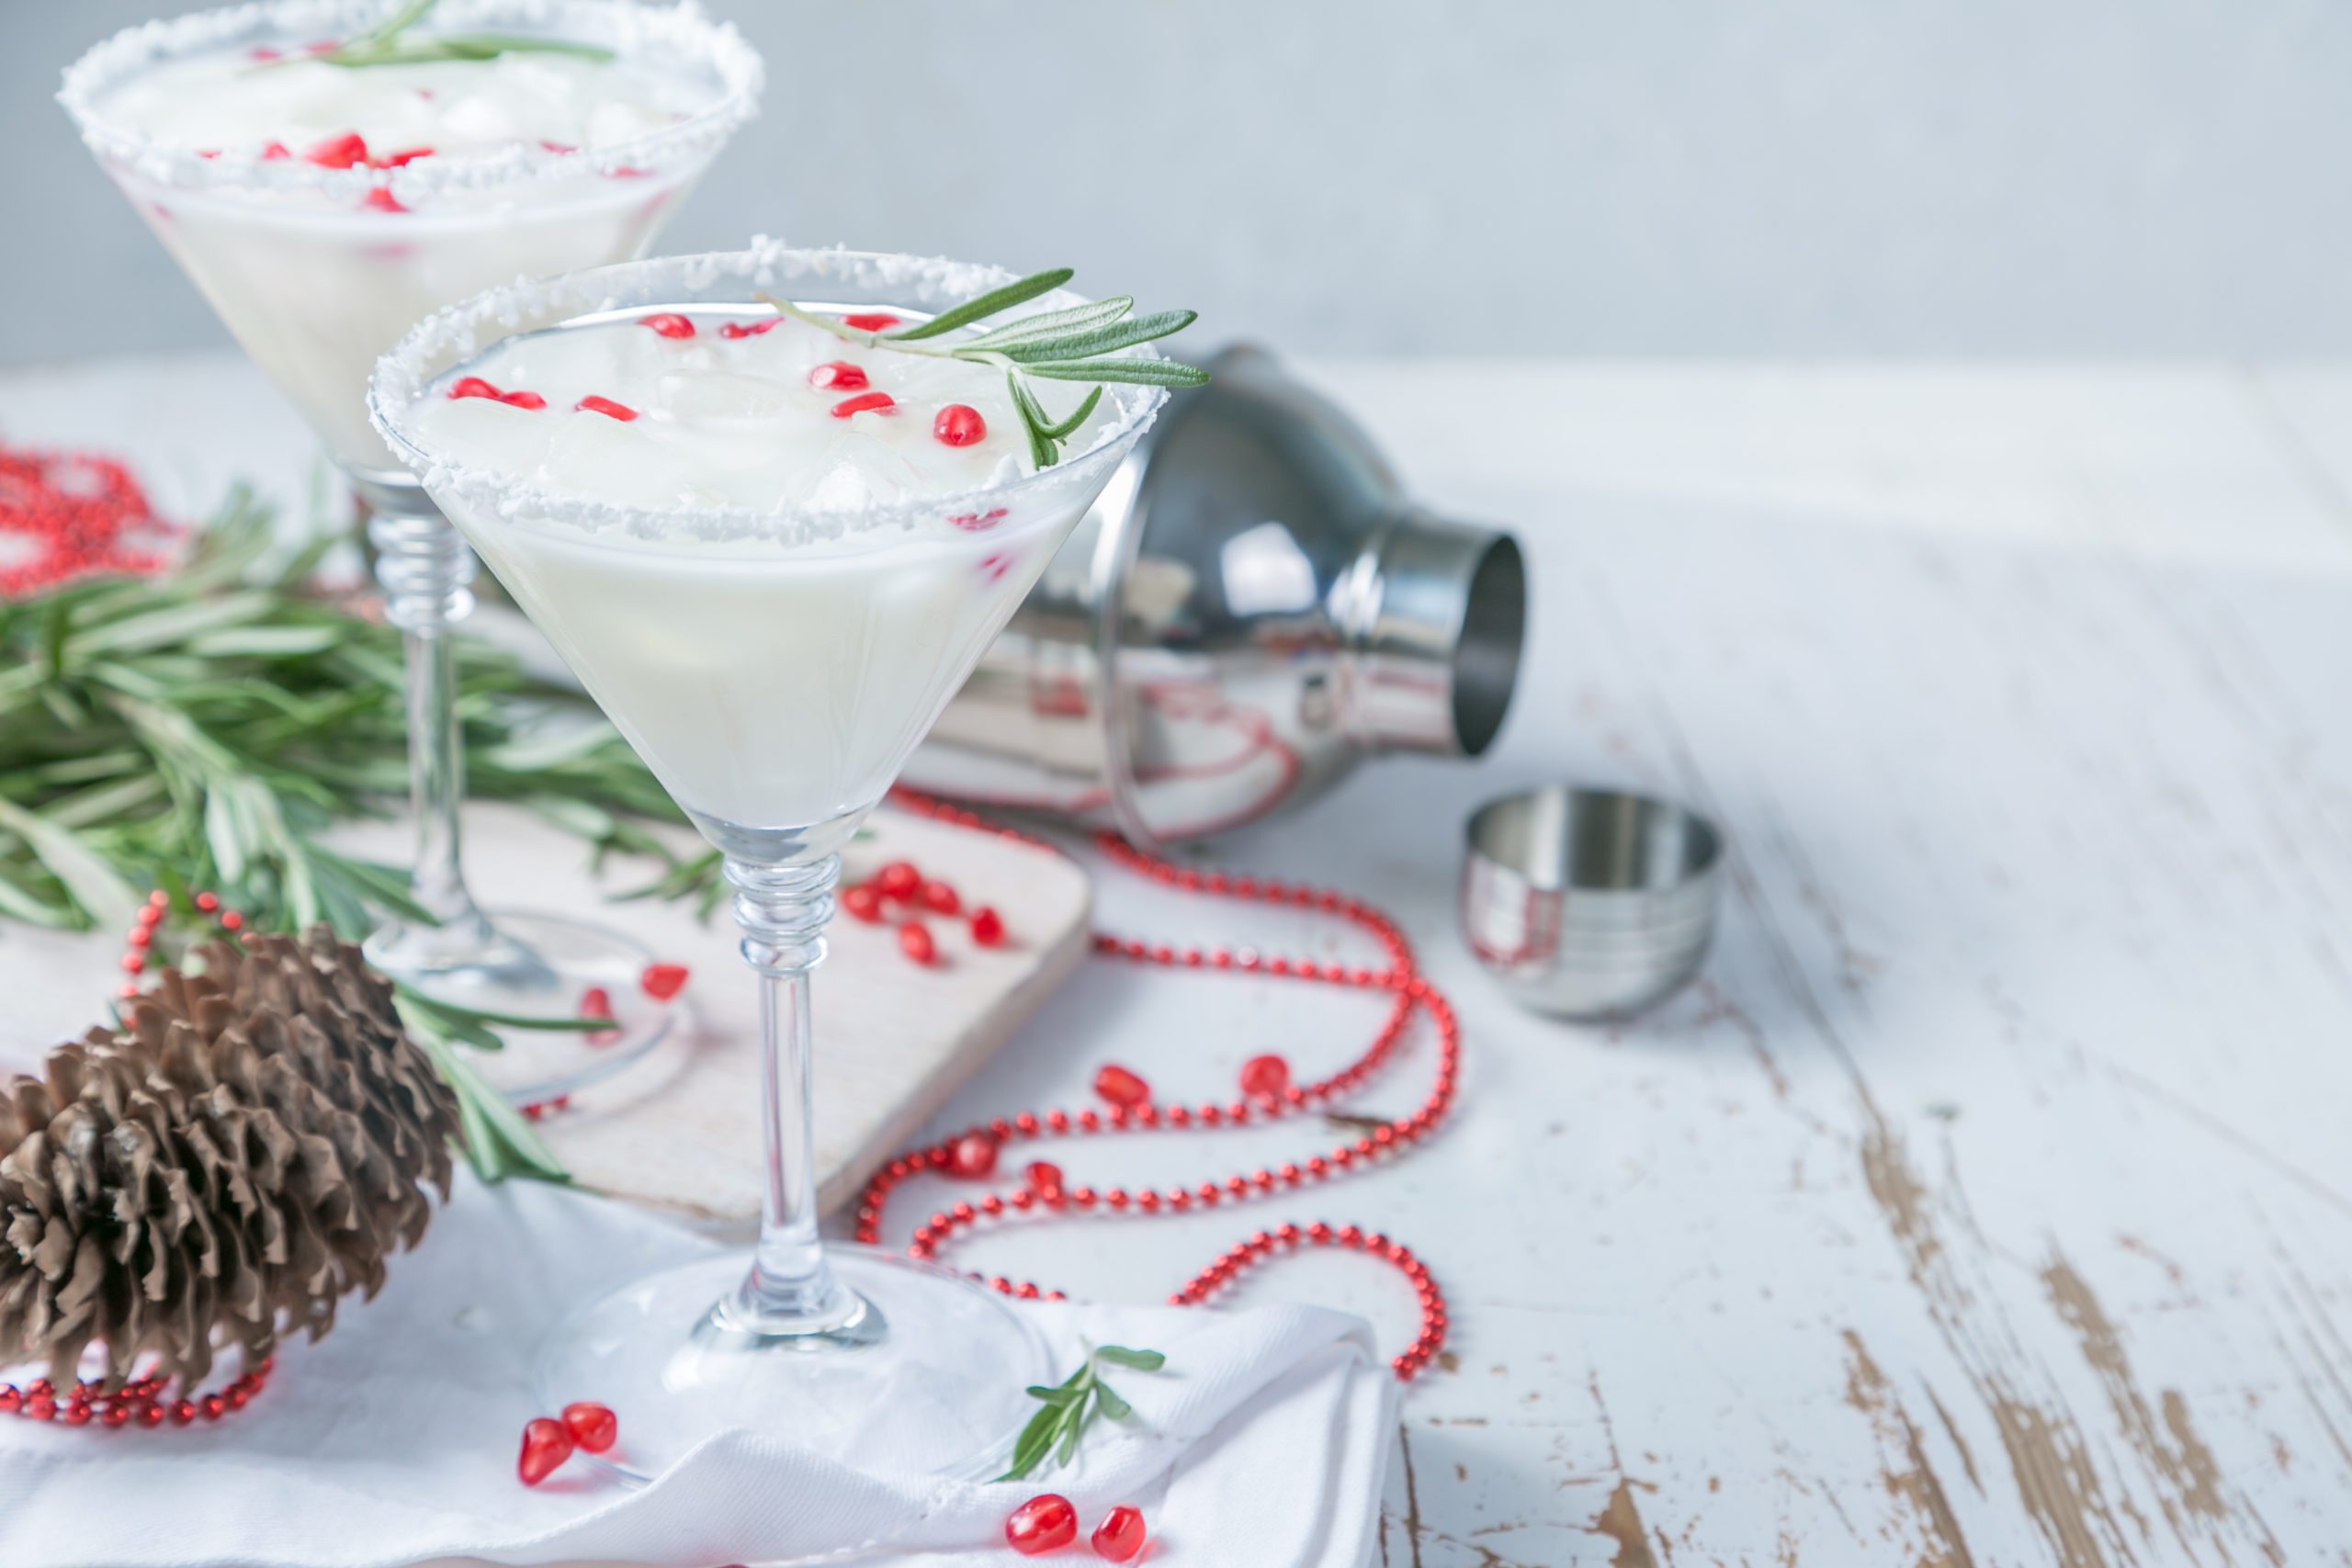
[6, 355, 2352, 1565]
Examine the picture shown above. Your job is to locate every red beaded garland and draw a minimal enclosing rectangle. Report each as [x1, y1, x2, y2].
[857, 788, 1457, 1382]
[0, 443, 183, 599]
[0, 1360, 272, 1433]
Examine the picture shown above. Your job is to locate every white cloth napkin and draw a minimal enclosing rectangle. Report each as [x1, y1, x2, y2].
[0, 1175, 1396, 1568]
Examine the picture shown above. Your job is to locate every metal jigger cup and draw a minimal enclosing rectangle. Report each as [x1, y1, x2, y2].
[1460, 786, 1724, 1020]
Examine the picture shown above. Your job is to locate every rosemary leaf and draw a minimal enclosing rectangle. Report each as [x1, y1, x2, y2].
[1018, 358, 1215, 388]
[962, 297, 1136, 350]
[997, 310, 1200, 365]
[1035, 386, 1104, 443]
[887, 268, 1074, 341]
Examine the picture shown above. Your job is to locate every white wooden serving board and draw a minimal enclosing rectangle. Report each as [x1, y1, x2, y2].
[379, 803, 1091, 1232]
[0, 800, 1090, 1234]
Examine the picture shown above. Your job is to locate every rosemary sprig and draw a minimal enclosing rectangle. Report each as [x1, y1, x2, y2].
[308, 0, 613, 69]
[756, 269, 1210, 468]
[0, 490, 724, 1182]
[998, 1344, 1168, 1482]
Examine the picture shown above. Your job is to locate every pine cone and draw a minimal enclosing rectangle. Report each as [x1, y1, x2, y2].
[0, 926, 458, 1389]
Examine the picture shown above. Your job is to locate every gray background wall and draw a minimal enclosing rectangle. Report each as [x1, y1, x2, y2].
[13, 0, 2352, 363]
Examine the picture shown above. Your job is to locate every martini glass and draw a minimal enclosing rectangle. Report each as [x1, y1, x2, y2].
[370, 245, 1170, 1477]
[59, 0, 763, 1100]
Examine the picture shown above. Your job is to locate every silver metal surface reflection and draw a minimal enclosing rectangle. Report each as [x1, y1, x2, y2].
[904, 345, 1528, 845]
[1460, 787, 1724, 1021]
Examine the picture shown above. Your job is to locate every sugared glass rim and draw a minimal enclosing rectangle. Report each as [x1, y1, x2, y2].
[368, 242, 1173, 547]
[58, 0, 763, 197]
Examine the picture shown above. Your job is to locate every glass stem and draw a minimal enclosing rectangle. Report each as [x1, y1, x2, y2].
[724, 853, 860, 1330]
[367, 502, 494, 937]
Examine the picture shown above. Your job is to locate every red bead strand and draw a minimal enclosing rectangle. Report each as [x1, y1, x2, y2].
[862, 788, 1456, 1381]
[0, 1359, 273, 1430]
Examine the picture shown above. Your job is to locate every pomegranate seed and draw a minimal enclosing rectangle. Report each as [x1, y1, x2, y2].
[1025, 1160, 1064, 1193]
[249, 45, 281, 61]
[517, 1417, 574, 1485]
[949, 1131, 999, 1179]
[1006, 1495, 1077, 1556]
[195, 892, 219, 912]
[808, 361, 869, 390]
[359, 187, 407, 213]
[842, 312, 901, 332]
[560, 1401, 618, 1454]
[640, 963, 690, 1000]
[919, 878, 961, 915]
[448, 377, 546, 411]
[831, 391, 897, 419]
[303, 131, 370, 169]
[640, 312, 695, 339]
[582, 986, 617, 1044]
[876, 862, 922, 899]
[1240, 1054, 1292, 1100]
[260, 141, 290, 161]
[1094, 1064, 1149, 1108]
[196, 149, 220, 160]
[1092, 1505, 1148, 1562]
[898, 922, 936, 965]
[948, 508, 1009, 532]
[933, 404, 987, 447]
[372, 146, 434, 167]
[539, 140, 577, 153]
[718, 317, 781, 339]
[969, 906, 1006, 946]
[842, 884, 884, 923]
[574, 395, 639, 422]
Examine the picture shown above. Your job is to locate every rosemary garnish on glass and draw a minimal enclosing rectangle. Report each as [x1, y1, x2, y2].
[308, 0, 613, 69]
[757, 269, 1211, 469]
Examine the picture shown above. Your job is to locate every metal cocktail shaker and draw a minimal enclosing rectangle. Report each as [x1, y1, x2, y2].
[902, 345, 1527, 845]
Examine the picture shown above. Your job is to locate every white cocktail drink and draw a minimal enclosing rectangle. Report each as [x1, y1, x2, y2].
[65, 6, 755, 475]
[62, 4, 764, 1099]
[406, 306, 1105, 835]
[372, 246, 1185, 1478]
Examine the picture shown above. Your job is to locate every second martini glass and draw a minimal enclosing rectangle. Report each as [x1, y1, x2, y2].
[371, 245, 1178, 1476]
[59, 0, 764, 1098]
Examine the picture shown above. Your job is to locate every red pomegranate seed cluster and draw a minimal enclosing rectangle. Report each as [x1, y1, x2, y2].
[1004, 1495, 1148, 1559]
[517, 1401, 618, 1485]
[0, 444, 180, 599]
[841, 857, 1006, 967]
[862, 789, 1458, 1382]
[0, 1360, 271, 1430]
[516, 964, 689, 1121]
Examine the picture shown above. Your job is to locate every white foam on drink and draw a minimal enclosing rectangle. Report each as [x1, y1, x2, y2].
[407, 306, 1102, 515]
[92, 48, 708, 161]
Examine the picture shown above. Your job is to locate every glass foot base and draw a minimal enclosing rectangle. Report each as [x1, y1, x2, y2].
[366, 908, 674, 1102]
[536, 1247, 1054, 1483]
